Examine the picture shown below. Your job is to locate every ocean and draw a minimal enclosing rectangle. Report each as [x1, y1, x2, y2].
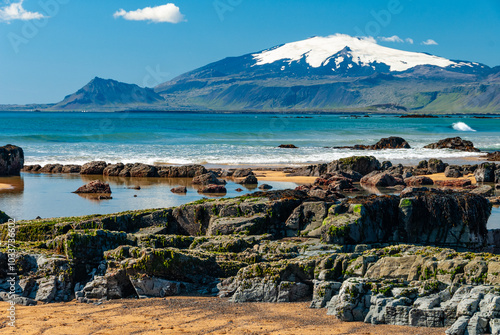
[1, 112, 499, 167]
[0, 111, 499, 223]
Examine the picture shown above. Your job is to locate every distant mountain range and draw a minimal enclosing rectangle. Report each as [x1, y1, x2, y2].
[2, 34, 500, 113]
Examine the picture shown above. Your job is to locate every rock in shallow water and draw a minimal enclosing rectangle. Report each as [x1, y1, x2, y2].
[73, 180, 112, 194]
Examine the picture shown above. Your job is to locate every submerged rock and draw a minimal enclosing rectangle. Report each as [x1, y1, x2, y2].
[170, 186, 187, 194]
[278, 144, 298, 148]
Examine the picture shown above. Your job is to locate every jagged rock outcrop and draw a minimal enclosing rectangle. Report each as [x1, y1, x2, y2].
[0, 144, 24, 176]
[424, 137, 480, 152]
[475, 163, 497, 183]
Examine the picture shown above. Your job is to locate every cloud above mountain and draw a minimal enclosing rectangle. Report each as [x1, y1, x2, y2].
[0, 0, 45, 22]
[378, 35, 414, 44]
[422, 39, 438, 45]
[114, 3, 185, 24]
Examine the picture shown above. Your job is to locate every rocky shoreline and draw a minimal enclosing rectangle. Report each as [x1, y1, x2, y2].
[1, 139, 500, 334]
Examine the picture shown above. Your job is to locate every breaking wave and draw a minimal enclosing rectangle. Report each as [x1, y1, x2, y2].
[452, 122, 476, 132]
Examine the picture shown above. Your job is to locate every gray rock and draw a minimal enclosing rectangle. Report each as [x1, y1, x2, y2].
[207, 213, 268, 236]
[491, 318, 500, 335]
[409, 307, 444, 327]
[466, 312, 490, 335]
[277, 281, 311, 302]
[445, 316, 471, 335]
[326, 278, 371, 322]
[34, 276, 57, 302]
[0, 292, 37, 306]
[130, 277, 180, 298]
[474, 163, 496, 183]
[310, 280, 341, 308]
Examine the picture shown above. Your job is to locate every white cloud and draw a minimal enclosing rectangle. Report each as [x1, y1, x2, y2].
[113, 3, 185, 23]
[379, 35, 404, 43]
[422, 39, 438, 45]
[405, 38, 414, 44]
[0, 0, 45, 22]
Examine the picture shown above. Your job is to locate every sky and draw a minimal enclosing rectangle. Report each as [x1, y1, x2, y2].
[0, 0, 499, 104]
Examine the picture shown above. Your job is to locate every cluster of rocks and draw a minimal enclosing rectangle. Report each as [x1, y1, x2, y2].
[0, 187, 498, 333]
[330, 136, 479, 152]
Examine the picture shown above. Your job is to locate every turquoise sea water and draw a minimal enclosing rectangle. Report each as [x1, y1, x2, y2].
[0, 111, 499, 223]
[1, 112, 499, 166]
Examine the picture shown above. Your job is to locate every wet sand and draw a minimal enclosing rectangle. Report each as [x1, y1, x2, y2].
[427, 173, 477, 183]
[255, 170, 317, 184]
[0, 297, 444, 335]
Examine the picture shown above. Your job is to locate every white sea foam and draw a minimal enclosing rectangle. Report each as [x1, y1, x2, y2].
[452, 122, 476, 132]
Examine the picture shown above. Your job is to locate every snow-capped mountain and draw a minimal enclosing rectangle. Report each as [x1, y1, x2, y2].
[252, 34, 483, 74]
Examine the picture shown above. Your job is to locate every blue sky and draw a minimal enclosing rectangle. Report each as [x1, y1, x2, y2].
[1, 0, 499, 104]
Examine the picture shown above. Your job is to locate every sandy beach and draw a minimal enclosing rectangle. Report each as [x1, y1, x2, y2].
[0, 183, 13, 190]
[254, 170, 317, 184]
[0, 297, 444, 335]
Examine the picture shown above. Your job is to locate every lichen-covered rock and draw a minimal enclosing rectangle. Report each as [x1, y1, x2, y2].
[327, 278, 371, 322]
[310, 280, 341, 308]
[0, 144, 24, 176]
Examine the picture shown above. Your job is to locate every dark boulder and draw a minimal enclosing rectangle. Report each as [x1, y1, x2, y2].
[73, 180, 112, 194]
[80, 161, 107, 175]
[444, 166, 463, 178]
[474, 163, 496, 183]
[278, 144, 298, 149]
[130, 163, 158, 178]
[328, 156, 381, 175]
[61, 165, 81, 173]
[258, 184, 273, 190]
[103, 163, 125, 176]
[370, 137, 411, 149]
[193, 172, 226, 185]
[0, 144, 24, 176]
[232, 168, 254, 178]
[427, 159, 446, 174]
[486, 151, 500, 161]
[197, 184, 227, 194]
[0, 211, 10, 224]
[156, 165, 207, 178]
[360, 171, 403, 187]
[424, 137, 479, 152]
[22, 164, 42, 172]
[170, 186, 187, 194]
[40, 164, 63, 173]
[236, 175, 258, 185]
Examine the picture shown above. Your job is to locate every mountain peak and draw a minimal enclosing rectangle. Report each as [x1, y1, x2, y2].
[252, 33, 457, 72]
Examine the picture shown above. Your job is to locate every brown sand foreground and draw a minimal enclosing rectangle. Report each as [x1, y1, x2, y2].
[426, 173, 477, 184]
[255, 170, 317, 184]
[0, 297, 444, 335]
[0, 183, 13, 190]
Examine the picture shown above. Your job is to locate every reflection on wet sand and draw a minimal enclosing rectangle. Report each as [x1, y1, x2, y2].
[0, 176, 24, 194]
